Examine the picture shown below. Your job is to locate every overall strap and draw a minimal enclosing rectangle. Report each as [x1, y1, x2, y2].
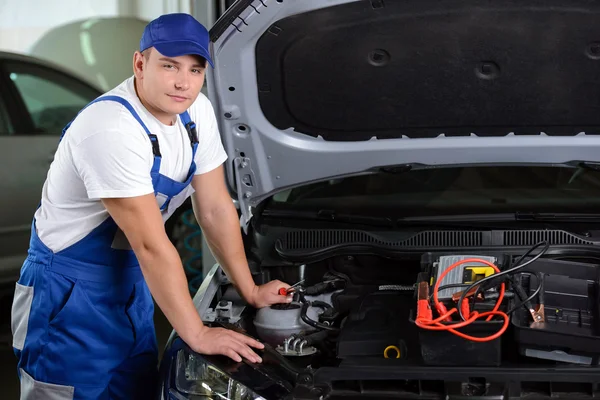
[180, 111, 199, 159]
[60, 95, 162, 174]
[99, 95, 162, 159]
[60, 95, 196, 176]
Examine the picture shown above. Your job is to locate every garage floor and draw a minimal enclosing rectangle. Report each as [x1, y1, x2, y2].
[0, 300, 173, 398]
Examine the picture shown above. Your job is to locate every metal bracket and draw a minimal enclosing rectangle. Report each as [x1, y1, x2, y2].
[233, 156, 256, 233]
[204, 300, 246, 324]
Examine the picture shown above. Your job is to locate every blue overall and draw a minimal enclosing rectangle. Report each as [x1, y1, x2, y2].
[11, 96, 198, 399]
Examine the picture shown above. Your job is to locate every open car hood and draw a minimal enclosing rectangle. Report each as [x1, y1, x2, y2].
[207, 0, 600, 227]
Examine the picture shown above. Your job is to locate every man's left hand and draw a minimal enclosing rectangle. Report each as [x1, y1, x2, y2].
[249, 280, 293, 308]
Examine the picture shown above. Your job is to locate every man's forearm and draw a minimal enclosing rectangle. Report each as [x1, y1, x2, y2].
[135, 238, 206, 345]
[193, 200, 257, 303]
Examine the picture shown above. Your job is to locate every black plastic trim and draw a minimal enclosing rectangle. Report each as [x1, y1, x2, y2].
[277, 244, 600, 265]
[317, 360, 600, 383]
[314, 361, 600, 399]
[276, 229, 595, 257]
[0, 60, 33, 133]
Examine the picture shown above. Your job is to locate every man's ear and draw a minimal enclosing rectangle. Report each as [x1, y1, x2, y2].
[133, 51, 145, 79]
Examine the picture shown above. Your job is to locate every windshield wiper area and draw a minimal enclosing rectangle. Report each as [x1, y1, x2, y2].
[262, 209, 395, 227]
[515, 212, 600, 221]
[264, 210, 600, 229]
[401, 212, 600, 223]
[265, 210, 521, 229]
[394, 213, 600, 232]
[316, 210, 396, 227]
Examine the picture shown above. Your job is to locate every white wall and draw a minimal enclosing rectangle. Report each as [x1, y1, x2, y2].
[0, 0, 198, 55]
[0, 1, 119, 54]
[0, 0, 198, 90]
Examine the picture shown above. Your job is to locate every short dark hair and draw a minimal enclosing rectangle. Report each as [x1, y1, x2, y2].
[195, 56, 208, 67]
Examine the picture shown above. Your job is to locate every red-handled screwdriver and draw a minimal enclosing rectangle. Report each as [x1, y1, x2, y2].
[278, 279, 305, 296]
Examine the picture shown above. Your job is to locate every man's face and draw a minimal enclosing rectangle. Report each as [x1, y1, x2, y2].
[137, 48, 206, 118]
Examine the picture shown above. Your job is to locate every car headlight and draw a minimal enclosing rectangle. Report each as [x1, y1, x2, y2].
[175, 347, 266, 400]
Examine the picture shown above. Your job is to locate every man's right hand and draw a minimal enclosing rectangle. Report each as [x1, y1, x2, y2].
[189, 326, 265, 363]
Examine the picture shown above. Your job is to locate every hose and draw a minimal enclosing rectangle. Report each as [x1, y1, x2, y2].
[304, 279, 345, 296]
[300, 301, 340, 332]
[179, 209, 204, 296]
[304, 330, 329, 346]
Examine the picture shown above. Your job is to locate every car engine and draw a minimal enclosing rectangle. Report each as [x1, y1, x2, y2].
[187, 233, 600, 400]
[251, 270, 418, 363]
[204, 247, 600, 375]
[244, 253, 443, 367]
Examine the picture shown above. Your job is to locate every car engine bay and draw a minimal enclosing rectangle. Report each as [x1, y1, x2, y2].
[198, 238, 600, 398]
[218, 244, 598, 362]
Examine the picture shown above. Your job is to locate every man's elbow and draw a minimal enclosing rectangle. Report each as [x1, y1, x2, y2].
[195, 202, 236, 227]
[128, 231, 174, 265]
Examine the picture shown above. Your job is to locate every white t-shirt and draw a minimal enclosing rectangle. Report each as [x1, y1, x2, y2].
[35, 76, 228, 252]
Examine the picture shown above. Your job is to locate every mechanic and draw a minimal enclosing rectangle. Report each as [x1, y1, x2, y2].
[10, 13, 291, 399]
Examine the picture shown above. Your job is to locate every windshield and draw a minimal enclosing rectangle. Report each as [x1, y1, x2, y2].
[266, 165, 600, 217]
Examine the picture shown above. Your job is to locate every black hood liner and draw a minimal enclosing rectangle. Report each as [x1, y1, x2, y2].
[255, 0, 600, 141]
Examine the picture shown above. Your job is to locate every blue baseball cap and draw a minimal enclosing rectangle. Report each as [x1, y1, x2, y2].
[140, 13, 214, 68]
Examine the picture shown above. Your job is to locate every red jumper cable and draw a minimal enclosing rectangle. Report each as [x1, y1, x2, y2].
[415, 258, 510, 342]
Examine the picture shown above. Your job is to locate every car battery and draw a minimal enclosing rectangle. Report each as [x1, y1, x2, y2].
[433, 254, 499, 300]
[409, 254, 508, 366]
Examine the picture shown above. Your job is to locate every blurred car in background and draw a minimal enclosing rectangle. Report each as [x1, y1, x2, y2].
[0, 51, 102, 293]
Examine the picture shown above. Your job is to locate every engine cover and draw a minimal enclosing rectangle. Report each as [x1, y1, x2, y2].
[337, 287, 415, 359]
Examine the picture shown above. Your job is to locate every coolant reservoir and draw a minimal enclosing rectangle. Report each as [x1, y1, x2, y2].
[253, 299, 326, 346]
